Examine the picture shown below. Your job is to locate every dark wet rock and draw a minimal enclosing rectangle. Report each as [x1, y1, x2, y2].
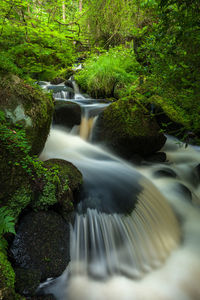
[145, 152, 167, 163]
[92, 98, 166, 159]
[27, 295, 56, 300]
[11, 211, 70, 281]
[50, 78, 65, 85]
[37, 81, 49, 86]
[64, 80, 74, 89]
[14, 268, 41, 296]
[154, 168, 177, 178]
[191, 164, 200, 187]
[53, 100, 81, 129]
[173, 183, 192, 202]
[129, 154, 143, 165]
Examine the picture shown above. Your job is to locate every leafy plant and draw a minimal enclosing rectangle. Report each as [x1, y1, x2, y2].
[75, 46, 140, 98]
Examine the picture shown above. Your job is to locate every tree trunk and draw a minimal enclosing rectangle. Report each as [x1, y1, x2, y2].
[62, 1, 66, 22]
[79, 0, 82, 12]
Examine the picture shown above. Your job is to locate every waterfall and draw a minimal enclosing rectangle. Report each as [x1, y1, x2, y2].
[39, 79, 200, 300]
[70, 181, 180, 279]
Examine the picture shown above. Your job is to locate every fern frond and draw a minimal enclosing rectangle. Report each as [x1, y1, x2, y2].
[0, 206, 16, 236]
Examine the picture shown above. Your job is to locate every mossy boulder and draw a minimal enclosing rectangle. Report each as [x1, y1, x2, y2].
[53, 100, 81, 129]
[92, 98, 166, 159]
[35, 159, 83, 213]
[0, 74, 54, 155]
[10, 211, 70, 281]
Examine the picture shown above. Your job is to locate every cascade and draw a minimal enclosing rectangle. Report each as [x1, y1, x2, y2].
[39, 80, 200, 300]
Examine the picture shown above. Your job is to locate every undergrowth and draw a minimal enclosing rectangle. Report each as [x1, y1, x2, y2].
[75, 46, 140, 98]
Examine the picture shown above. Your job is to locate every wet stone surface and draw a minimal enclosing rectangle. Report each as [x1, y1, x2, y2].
[11, 211, 70, 281]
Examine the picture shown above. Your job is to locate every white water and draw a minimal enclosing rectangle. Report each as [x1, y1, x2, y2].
[39, 82, 200, 300]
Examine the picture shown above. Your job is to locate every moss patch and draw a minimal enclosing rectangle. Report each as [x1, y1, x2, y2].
[41, 159, 83, 212]
[0, 252, 23, 300]
[147, 95, 190, 129]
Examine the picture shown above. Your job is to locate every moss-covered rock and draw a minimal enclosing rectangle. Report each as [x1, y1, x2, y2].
[34, 159, 83, 212]
[0, 74, 54, 155]
[6, 184, 33, 222]
[146, 95, 190, 137]
[11, 211, 70, 281]
[0, 252, 23, 300]
[92, 98, 166, 158]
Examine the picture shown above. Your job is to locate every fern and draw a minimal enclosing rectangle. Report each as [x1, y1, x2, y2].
[0, 207, 16, 253]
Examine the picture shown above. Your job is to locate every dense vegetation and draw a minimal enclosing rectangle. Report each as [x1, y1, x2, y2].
[0, 0, 199, 298]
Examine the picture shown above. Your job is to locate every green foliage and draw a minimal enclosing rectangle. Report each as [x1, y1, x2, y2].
[132, 0, 200, 138]
[0, 206, 15, 253]
[0, 0, 80, 80]
[80, 0, 156, 48]
[0, 251, 15, 290]
[75, 46, 140, 98]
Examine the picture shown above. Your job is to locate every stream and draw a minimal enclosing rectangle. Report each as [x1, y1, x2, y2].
[39, 80, 200, 300]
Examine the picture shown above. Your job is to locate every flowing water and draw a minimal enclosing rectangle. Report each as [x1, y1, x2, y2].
[39, 81, 200, 300]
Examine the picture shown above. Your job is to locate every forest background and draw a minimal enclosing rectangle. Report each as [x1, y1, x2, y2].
[0, 0, 200, 138]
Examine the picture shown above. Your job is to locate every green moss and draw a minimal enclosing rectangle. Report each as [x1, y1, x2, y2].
[103, 98, 156, 138]
[148, 95, 191, 128]
[44, 159, 83, 191]
[0, 252, 15, 288]
[7, 185, 32, 221]
[0, 252, 15, 299]
[31, 181, 57, 211]
[39, 159, 83, 212]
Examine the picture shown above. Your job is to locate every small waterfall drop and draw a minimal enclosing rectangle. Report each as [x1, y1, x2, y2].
[39, 80, 200, 300]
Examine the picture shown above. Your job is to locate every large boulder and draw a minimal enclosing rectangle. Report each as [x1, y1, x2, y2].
[11, 211, 70, 281]
[53, 100, 81, 129]
[0, 75, 54, 155]
[92, 98, 166, 159]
